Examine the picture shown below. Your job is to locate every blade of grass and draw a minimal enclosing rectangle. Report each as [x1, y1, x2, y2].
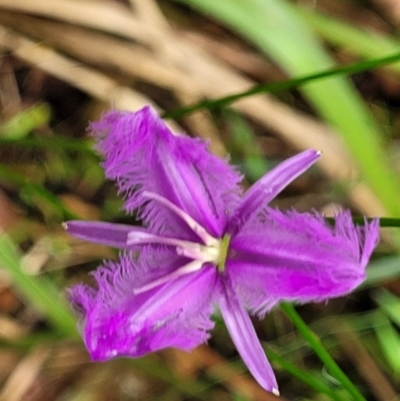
[0, 231, 77, 336]
[366, 217, 400, 226]
[0, 164, 79, 220]
[364, 256, 400, 288]
[280, 302, 367, 401]
[373, 314, 400, 375]
[266, 348, 345, 401]
[0, 103, 51, 139]
[174, 0, 400, 217]
[164, 52, 400, 119]
[324, 216, 400, 226]
[372, 288, 400, 328]
[0, 136, 97, 156]
[298, 8, 400, 74]
[224, 110, 270, 182]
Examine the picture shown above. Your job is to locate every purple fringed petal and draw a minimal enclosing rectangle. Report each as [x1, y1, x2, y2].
[64, 221, 141, 249]
[90, 106, 242, 238]
[70, 256, 217, 360]
[217, 278, 279, 394]
[229, 150, 320, 233]
[228, 209, 380, 316]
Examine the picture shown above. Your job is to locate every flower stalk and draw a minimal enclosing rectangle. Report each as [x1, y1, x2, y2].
[280, 303, 367, 401]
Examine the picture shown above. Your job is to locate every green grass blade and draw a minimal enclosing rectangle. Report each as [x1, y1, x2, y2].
[299, 8, 400, 74]
[324, 217, 400, 226]
[364, 256, 400, 288]
[0, 103, 51, 139]
[165, 52, 400, 120]
[377, 217, 400, 227]
[0, 136, 97, 156]
[175, 0, 400, 216]
[373, 314, 400, 374]
[224, 111, 270, 182]
[280, 303, 367, 401]
[0, 164, 79, 220]
[372, 289, 400, 328]
[0, 231, 77, 336]
[266, 348, 345, 401]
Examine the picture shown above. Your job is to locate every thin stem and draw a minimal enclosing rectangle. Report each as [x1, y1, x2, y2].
[164, 52, 400, 119]
[266, 348, 345, 401]
[280, 302, 367, 401]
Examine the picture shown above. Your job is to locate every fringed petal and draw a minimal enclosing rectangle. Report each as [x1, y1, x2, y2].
[229, 150, 320, 233]
[90, 106, 242, 238]
[228, 209, 379, 316]
[217, 278, 279, 394]
[69, 255, 217, 361]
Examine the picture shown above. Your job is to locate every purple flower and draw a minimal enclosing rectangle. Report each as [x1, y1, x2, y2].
[66, 106, 379, 395]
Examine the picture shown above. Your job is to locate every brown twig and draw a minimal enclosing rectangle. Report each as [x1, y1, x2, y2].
[0, 346, 49, 401]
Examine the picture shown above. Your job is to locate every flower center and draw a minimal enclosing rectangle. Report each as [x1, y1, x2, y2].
[130, 192, 231, 294]
[218, 235, 231, 272]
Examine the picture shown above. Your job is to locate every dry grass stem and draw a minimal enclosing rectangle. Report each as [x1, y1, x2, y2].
[0, 56, 21, 114]
[129, 0, 171, 30]
[0, 25, 182, 134]
[0, 0, 150, 45]
[0, 346, 49, 401]
[371, 0, 400, 24]
[0, 316, 28, 340]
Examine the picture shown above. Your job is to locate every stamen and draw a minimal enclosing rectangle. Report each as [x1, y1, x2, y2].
[127, 231, 219, 262]
[176, 244, 220, 262]
[142, 191, 218, 246]
[133, 259, 204, 294]
[128, 231, 199, 250]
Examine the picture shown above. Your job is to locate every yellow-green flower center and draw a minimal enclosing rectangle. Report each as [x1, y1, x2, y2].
[217, 234, 231, 272]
